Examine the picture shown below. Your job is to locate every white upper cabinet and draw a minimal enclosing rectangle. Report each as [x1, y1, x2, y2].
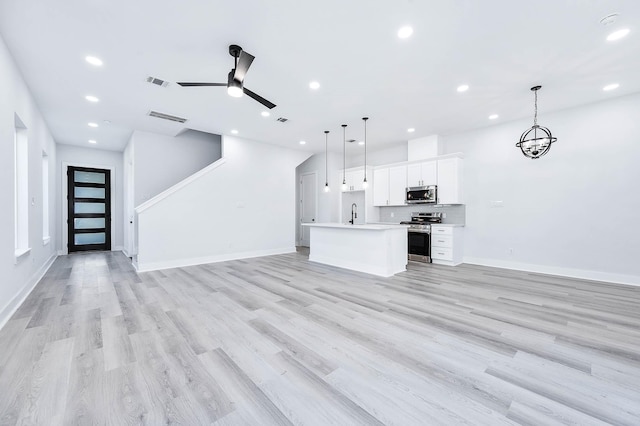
[341, 167, 367, 192]
[388, 165, 407, 205]
[407, 160, 437, 187]
[373, 168, 390, 206]
[373, 166, 407, 206]
[436, 157, 463, 204]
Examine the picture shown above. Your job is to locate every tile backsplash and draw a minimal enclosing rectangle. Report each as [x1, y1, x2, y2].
[377, 204, 465, 224]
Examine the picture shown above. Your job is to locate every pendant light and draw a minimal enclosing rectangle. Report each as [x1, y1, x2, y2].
[341, 124, 347, 191]
[362, 117, 369, 189]
[516, 85, 557, 159]
[323, 130, 330, 192]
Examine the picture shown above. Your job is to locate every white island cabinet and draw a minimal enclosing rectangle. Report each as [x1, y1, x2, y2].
[302, 223, 409, 277]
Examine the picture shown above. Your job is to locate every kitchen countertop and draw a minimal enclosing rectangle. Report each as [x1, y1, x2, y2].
[302, 223, 410, 230]
[430, 223, 465, 227]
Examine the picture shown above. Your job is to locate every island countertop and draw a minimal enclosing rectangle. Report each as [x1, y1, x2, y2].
[302, 223, 410, 231]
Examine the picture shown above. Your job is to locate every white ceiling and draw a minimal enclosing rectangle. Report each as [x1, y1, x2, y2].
[1, 0, 639, 153]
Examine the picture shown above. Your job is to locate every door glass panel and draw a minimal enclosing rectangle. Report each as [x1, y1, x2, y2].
[74, 232, 106, 245]
[75, 202, 105, 214]
[74, 218, 105, 229]
[74, 187, 105, 199]
[74, 171, 105, 184]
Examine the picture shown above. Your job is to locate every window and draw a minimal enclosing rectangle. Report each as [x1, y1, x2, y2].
[42, 151, 50, 244]
[14, 114, 29, 258]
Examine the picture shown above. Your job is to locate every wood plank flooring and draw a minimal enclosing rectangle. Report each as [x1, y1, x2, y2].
[0, 250, 639, 425]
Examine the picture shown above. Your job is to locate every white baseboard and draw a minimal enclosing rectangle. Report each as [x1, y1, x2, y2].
[136, 246, 297, 272]
[0, 253, 58, 331]
[463, 256, 640, 288]
[113, 245, 124, 252]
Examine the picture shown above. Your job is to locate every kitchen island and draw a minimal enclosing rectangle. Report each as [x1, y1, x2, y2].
[302, 223, 409, 277]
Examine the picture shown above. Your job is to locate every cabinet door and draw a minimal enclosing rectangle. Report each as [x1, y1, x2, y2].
[353, 169, 365, 191]
[388, 165, 407, 205]
[407, 163, 422, 187]
[437, 158, 463, 204]
[421, 161, 437, 186]
[373, 168, 389, 206]
[344, 170, 364, 191]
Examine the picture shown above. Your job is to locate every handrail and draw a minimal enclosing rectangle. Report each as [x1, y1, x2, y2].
[135, 157, 227, 214]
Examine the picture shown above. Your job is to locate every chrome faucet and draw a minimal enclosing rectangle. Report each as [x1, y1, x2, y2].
[349, 203, 358, 225]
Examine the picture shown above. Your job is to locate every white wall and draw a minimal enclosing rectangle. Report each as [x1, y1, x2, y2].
[56, 144, 124, 252]
[0, 35, 58, 328]
[136, 135, 310, 271]
[295, 152, 341, 243]
[443, 93, 640, 284]
[346, 143, 408, 168]
[131, 129, 222, 206]
[123, 141, 134, 256]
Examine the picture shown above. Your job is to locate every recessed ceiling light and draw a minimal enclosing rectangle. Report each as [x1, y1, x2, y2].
[603, 83, 620, 91]
[88, 122, 98, 128]
[607, 28, 630, 41]
[457, 84, 469, 92]
[261, 111, 270, 117]
[85, 56, 103, 66]
[309, 81, 320, 90]
[358, 141, 365, 146]
[231, 129, 238, 134]
[407, 128, 415, 133]
[299, 140, 306, 145]
[85, 95, 99, 102]
[489, 114, 499, 120]
[397, 26, 414, 39]
[88, 139, 97, 144]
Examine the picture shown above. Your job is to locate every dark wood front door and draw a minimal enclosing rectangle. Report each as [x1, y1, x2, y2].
[67, 166, 111, 252]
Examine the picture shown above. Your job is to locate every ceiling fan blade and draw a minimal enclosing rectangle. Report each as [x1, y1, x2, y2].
[177, 82, 226, 87]
[243, 87, 276, 109]
[232, 50, 255, 83]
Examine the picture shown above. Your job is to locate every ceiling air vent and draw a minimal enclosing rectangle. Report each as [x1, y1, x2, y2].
[276, 117, 288, 123]
[148, 110, 187, 123]
[146, 76, 169, 87]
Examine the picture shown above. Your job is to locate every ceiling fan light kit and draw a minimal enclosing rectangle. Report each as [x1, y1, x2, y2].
[516, 85, 557, 159]
[177, 44, 276, 109]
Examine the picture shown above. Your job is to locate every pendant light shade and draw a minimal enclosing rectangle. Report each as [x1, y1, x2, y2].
[516, 86, 557, 159]
[324, 130, 330, 192]
[341, 124, 348, 191]
[362, 117, 369, 189]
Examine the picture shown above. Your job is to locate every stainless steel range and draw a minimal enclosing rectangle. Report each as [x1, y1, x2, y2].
[400, 212, 443, 262]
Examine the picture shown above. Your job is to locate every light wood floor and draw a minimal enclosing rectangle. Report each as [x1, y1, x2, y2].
[0, 251, 639, 425]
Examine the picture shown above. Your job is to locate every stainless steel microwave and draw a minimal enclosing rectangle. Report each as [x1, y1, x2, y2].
[406, 185, 437, 204]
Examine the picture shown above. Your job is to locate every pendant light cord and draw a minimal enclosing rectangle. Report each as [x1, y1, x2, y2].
[363, 117, 368, 182]
[342, 125, 347, 184]
[324, 130, 329, 186]
[534, 89, 538, 126]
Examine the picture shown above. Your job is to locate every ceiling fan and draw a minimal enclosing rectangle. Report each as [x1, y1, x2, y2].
[177, 44, 276, 109]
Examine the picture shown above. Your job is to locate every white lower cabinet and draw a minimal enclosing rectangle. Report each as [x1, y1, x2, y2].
[431, 225, 463, 266]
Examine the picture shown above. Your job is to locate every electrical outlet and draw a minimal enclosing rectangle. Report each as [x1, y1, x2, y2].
[508, 248, 514, 255]
[442, 213, 447, 218]
[390, 212, 395, 218]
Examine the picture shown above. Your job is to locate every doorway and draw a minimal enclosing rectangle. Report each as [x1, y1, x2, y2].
[299, 172, 317, 247]
[67, 166, 111, 252]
